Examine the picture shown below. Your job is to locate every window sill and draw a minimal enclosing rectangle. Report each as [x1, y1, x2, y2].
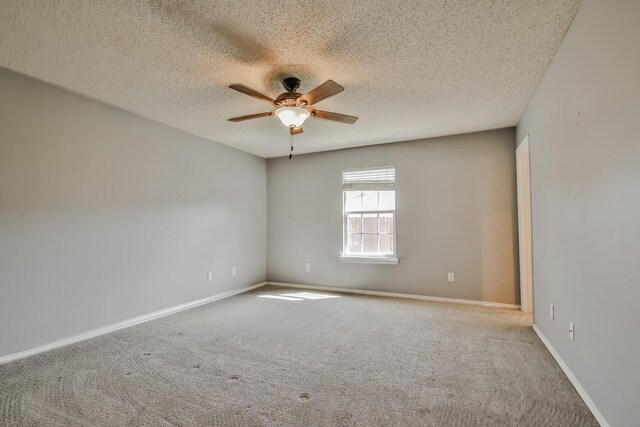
[340, 256, 399, 265]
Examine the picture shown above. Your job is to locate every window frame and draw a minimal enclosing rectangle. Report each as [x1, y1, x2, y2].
[340, 167, 398, 265]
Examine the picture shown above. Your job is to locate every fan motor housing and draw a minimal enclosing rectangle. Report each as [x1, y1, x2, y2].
[275, 92, 303, 107]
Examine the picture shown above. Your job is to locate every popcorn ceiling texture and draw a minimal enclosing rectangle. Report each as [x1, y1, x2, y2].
[0, 0, 581, 158]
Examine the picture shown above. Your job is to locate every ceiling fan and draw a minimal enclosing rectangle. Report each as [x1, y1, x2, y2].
[227, 77, 358, 135]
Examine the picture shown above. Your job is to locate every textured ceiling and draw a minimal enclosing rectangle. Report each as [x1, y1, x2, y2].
[0, 1, 581, 158]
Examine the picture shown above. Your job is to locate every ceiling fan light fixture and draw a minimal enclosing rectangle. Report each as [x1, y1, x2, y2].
[274, 106, 310, 129]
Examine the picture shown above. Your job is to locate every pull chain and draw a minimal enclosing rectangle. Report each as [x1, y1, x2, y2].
[289, 130, 294, 159]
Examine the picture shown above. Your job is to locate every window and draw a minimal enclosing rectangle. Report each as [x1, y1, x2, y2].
[341, 167, 397, 264]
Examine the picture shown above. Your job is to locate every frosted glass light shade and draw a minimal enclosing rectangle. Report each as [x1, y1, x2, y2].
[274, 107, 310, 128]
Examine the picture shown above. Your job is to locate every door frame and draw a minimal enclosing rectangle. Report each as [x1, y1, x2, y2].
[516, 135, 534, 314]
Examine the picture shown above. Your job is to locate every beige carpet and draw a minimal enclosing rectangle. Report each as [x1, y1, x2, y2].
[0, 285, 597, 426]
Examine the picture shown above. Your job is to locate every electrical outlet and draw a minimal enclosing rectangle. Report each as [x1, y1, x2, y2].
[447, 272, 455, 282]
[207, 272, 213, 281]
[550, 303, 555, 320]
[569, 321, 575, 341]
[305, 262, 311, 273]
[232, 266, 237, 277]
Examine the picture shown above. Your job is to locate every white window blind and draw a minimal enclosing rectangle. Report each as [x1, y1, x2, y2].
[342, 167, 395, 190]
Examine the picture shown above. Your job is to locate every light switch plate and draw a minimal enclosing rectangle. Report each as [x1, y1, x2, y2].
[569, 321, 575, 341]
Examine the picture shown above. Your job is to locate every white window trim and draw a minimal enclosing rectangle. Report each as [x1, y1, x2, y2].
[339, 255, 399, 265]
[341, 167, 398, 265]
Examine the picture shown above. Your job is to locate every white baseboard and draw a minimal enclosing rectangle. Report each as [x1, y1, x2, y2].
[532, 324, 608, 427]
[267, 281, 520, 309]
[0, 282, 267, 365]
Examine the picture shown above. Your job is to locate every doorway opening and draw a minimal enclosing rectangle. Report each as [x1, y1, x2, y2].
[516, 135, 534, 314]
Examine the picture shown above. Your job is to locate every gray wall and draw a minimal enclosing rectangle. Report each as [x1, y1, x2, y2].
[517, 0, 639, 425]
[267, 128, 519, 305]
[0, 68, 267, 358]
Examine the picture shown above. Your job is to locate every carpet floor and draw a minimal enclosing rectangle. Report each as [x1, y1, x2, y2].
[0, 285, 597, 426]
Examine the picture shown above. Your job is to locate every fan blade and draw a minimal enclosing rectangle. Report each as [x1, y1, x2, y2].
[229, 84, 275, 104]
[228, 111, 272, 122]
[298, 80, 344, 106]
[310, 109, 358, 124]
[290, 127, 303, 135]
